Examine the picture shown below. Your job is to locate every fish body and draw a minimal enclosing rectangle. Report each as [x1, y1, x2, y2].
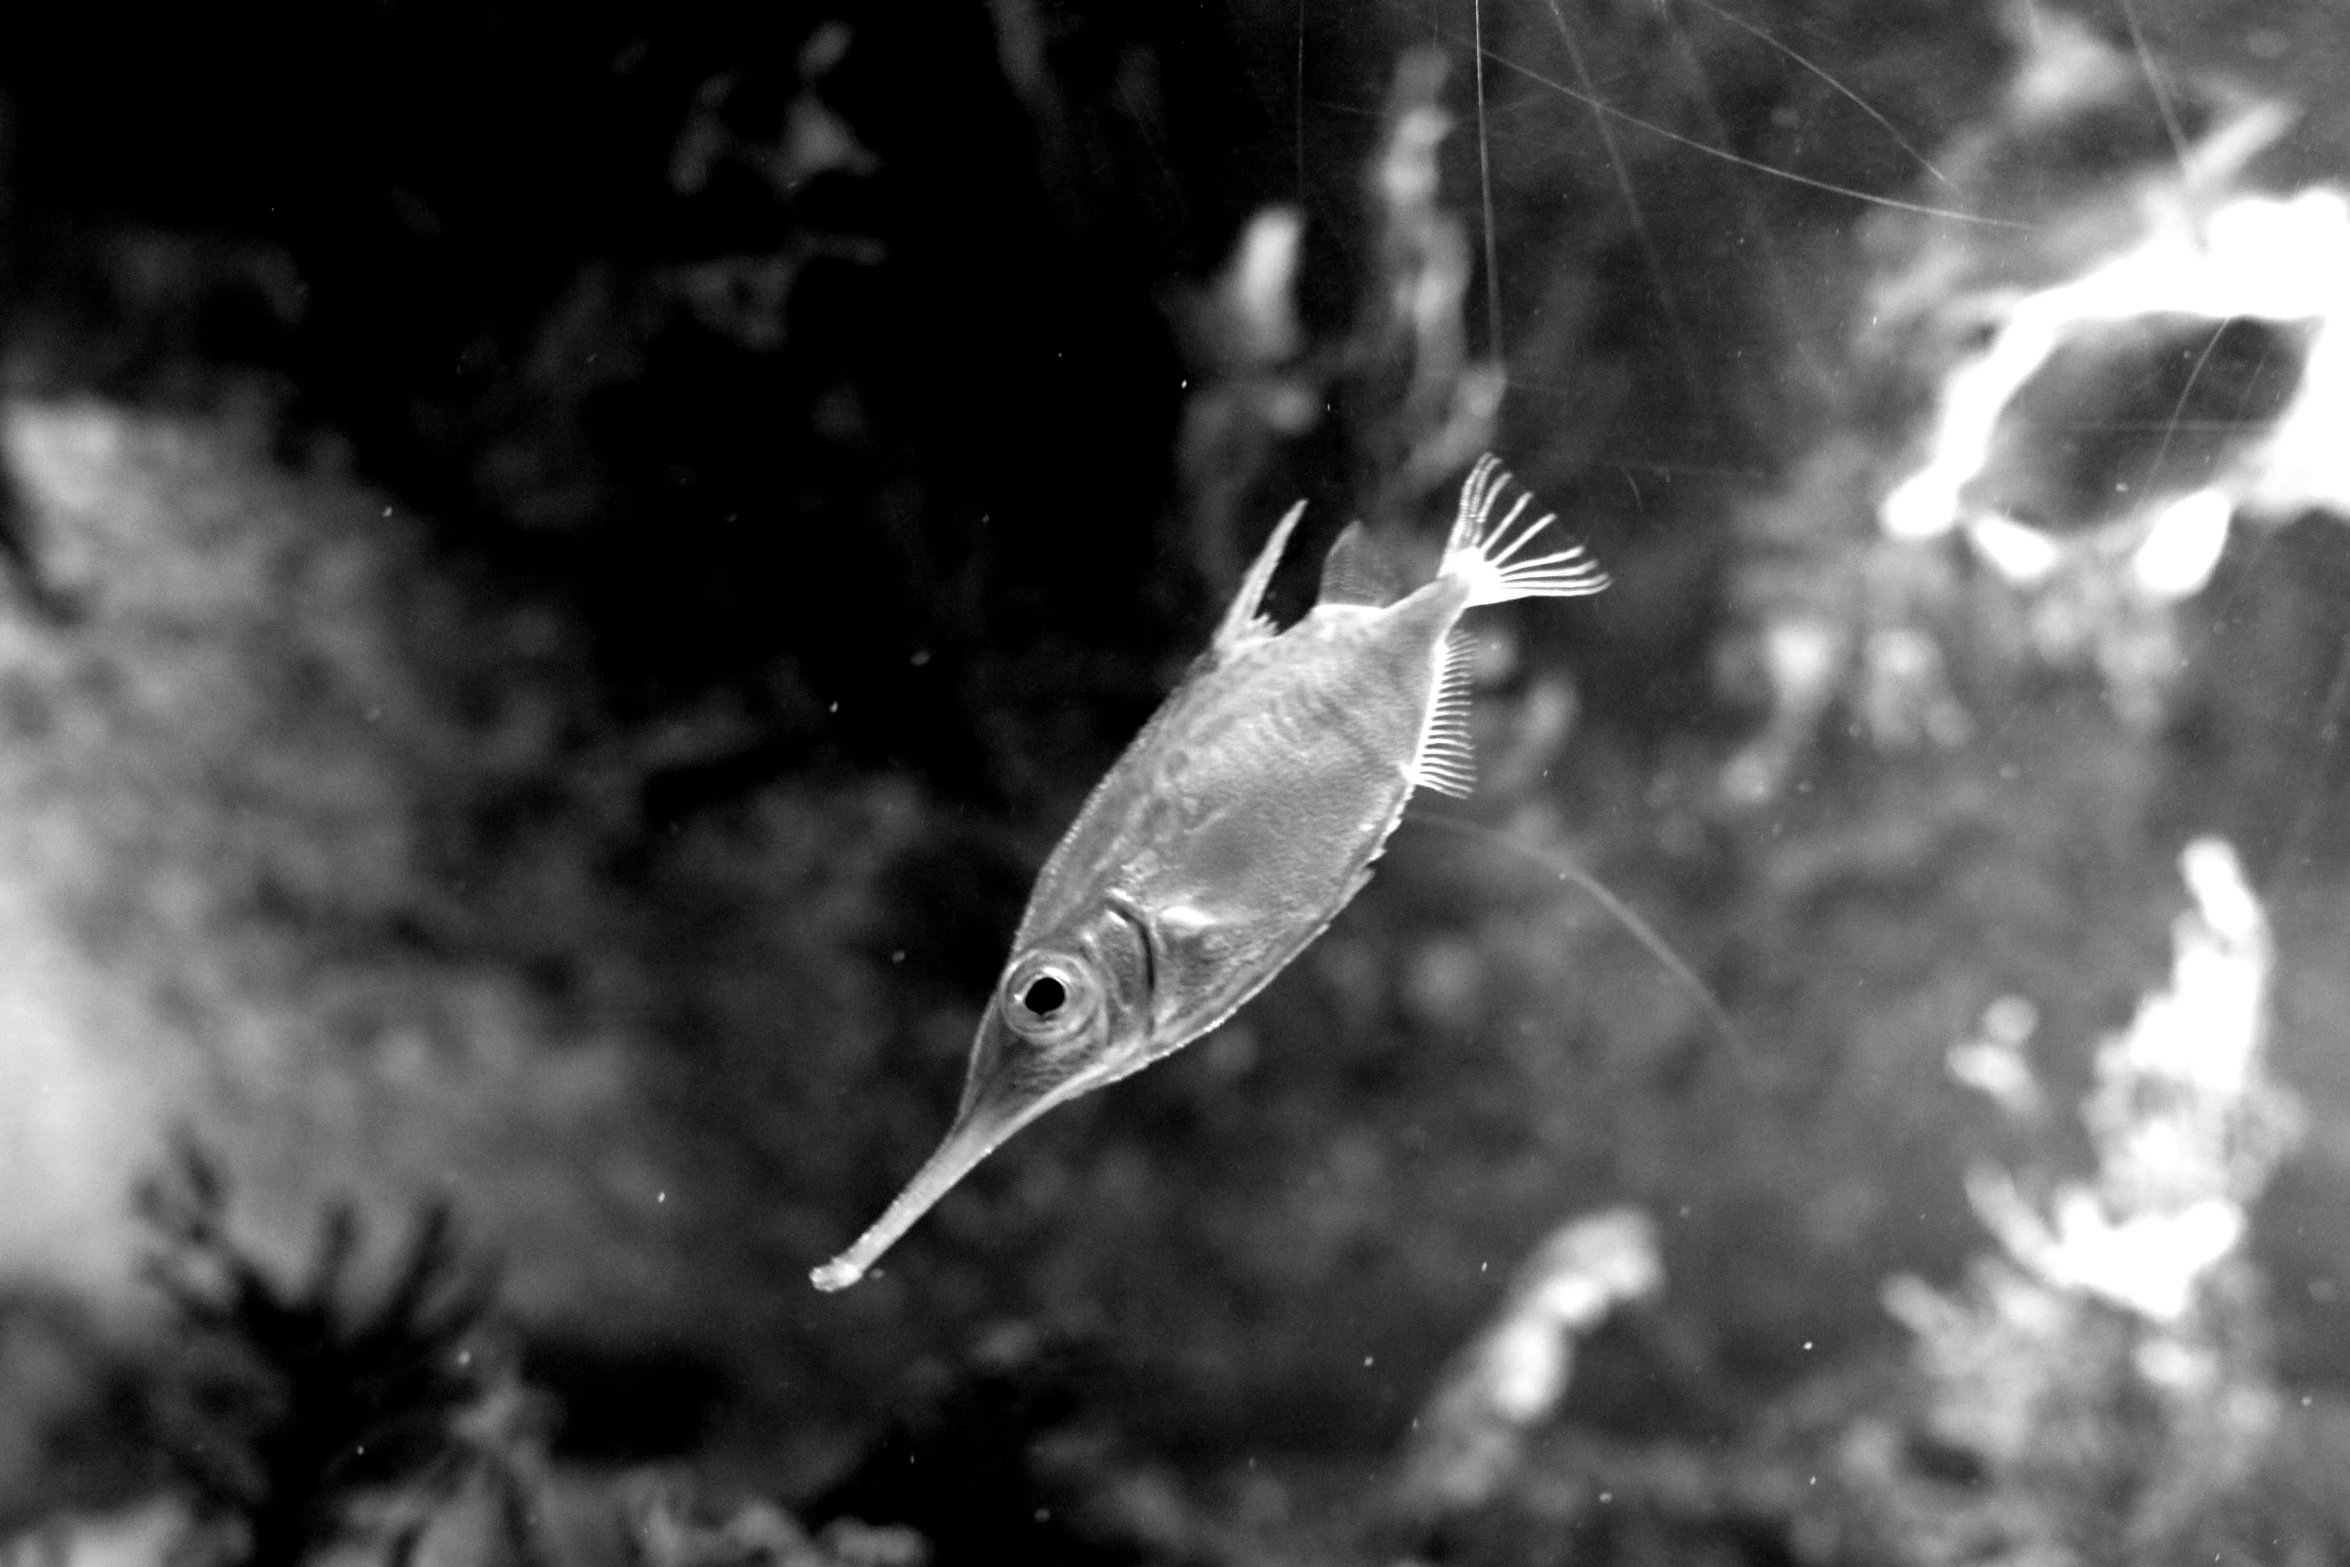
[812, 457, 1607, 1291]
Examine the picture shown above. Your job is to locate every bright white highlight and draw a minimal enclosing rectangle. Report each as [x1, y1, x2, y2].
[1881, 96, 2350, 589]
[1962, 512, 2063, 584]
[1960, 838, 2287, 1324]
[2131, 487, 2235, 600]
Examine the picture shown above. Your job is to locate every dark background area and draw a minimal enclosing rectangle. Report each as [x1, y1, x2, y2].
[4, 0, 1235, 803]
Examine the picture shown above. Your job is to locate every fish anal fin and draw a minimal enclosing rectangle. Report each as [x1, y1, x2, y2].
[1316, 521, 1399, 608]
[1410, 629, 1479, 800]
[1212, 499, 1308, 657]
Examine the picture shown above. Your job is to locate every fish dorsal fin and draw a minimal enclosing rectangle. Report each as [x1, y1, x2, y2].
[1211, 499, 1308, 657]
[1410, 629, 1479, 799]
[1316, 521, 1399, 607]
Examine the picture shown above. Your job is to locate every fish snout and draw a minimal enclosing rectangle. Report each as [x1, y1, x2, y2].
[807, 909, 1154, 1291]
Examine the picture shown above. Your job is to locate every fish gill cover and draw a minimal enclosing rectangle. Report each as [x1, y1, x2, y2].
[1, 1, 2349, 1564]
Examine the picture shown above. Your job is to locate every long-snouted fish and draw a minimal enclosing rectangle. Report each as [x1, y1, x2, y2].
[811, 456, 1608, 1291]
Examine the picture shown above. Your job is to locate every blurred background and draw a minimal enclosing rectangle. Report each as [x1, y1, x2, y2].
[2, 0, 2349, 1562]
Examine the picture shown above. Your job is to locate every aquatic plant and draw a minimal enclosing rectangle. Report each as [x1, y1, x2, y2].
[135, 1137, 503, 1567]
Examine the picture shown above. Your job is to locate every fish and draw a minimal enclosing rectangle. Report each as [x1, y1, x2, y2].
[811, 456, 1609, 1291]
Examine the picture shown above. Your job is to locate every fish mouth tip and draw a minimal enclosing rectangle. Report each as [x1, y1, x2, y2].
[810, 1258, 864, 1292]
[808, 1074, 1074, 1296]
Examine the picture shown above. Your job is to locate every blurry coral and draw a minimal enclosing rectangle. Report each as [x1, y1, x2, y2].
[1174, 41, 1504, 596]
[1877, 29, 2346, 579]
[1730, 11, 2347, 782]
[135, 1136, 511, 1567]
[800, 1326, 1138, 1567]
[1846, 838, 2302, 1565]
[1367, 837, 2323, 1566]
[0, 397, 711, 1349]
[1395, 1207, 1663, 1519]
[666, 22, 885, 356]
[628, 1479, 926, 1567]
[0, 1290, 155, 1532]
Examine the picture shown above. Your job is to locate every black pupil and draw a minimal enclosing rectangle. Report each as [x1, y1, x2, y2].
[1021, 975, 1067, 1017]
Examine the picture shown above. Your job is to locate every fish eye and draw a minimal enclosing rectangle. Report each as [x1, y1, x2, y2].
[1001, 955, 1099, 1045]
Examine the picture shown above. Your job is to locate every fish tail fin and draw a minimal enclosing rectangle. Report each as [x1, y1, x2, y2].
[1441, 455, 1610, 608]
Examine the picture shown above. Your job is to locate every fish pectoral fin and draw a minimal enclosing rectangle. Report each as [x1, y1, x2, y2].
[1144, 899, 1246, 979]
[1153, 901, 1223, 933]
[1210, 499, 1308, 658]
[1409, 629, 1478, 799]
[1316, 521, 1399, 607]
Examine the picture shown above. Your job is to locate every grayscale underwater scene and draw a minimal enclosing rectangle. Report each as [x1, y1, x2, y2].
[3, 1, 2350, 1563]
